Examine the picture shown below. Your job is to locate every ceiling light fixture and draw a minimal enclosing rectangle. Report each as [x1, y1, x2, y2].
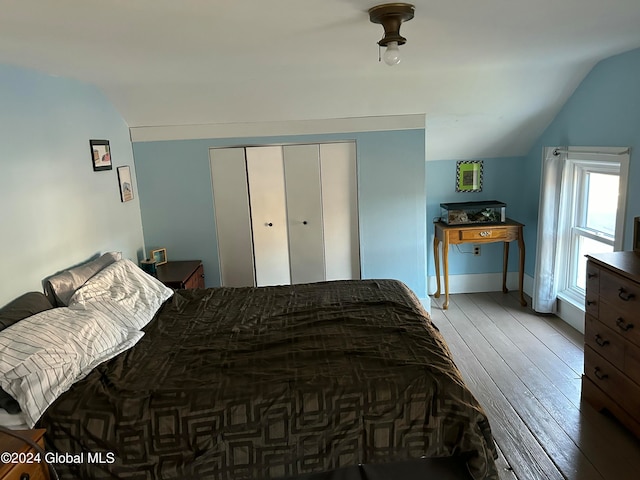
[368, 3, 415, 66]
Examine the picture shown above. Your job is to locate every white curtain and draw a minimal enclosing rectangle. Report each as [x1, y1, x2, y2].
[532, 146, 566, 313]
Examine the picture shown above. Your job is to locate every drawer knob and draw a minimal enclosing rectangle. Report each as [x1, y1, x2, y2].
[594, 334, 610, 347]
[594, 367, 609, 380]
[615, 317, 634, 332]
[479, 231, 491, 237]
[587, 272, 597, 279]
[20, 474, 30, 480]
[618, 288, 635, 301]
[586, 300, 595, 306]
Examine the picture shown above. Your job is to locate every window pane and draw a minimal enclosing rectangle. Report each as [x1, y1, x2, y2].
[585, 173, 618, 236]
[576, 235, 613, 290]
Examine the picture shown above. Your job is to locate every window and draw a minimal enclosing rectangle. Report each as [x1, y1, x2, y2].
[556, 149, 629, 306]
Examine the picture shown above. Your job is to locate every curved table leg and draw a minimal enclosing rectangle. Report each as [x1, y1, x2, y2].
[518, 227, 527, 306]
[502, 242, 509, 294]
[443, 240, 450, 310]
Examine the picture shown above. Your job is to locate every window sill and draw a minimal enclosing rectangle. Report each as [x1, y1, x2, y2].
[557, 289, 585, 311]
[556, 290, 586, 333]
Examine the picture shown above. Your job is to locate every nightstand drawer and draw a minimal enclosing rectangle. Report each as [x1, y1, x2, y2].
[184, 264, 205, 289]
[0, 429, 49, 480]
[157, 260, 204, 290]
[459, 228, 508, 241]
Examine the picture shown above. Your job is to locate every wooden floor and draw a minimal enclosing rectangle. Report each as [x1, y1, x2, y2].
[429, 291, 640, 480]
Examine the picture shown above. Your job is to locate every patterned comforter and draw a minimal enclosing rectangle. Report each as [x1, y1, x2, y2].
[39, 279, 498, 479]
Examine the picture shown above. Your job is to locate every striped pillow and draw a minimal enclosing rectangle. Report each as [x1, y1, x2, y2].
[0, 307, 143, 427]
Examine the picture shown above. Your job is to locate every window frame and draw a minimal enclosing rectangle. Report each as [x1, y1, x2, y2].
[556, 148, 629, 306]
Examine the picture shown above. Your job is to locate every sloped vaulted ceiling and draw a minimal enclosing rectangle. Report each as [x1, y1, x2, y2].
[2, 0, 640, 160]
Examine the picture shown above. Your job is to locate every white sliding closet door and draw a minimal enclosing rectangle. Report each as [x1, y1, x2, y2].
[283, 144, 325, 284]
[246, 146, 291, 286]
[320, 142, 360, 280]
[210, 148, 255, 287]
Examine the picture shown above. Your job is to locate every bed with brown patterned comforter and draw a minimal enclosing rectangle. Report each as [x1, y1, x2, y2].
[38, 279, 498, 479]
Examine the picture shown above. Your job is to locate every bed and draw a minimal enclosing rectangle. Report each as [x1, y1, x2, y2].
[0, 256, 498, 480]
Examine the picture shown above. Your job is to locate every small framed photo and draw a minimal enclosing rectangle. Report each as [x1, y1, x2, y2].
[150, 248, 168, 266]
[456, 160, 483, 192]
[634, 216, 640, 253]
[90, 139, 112, 171]
[117, 166, 134, 202]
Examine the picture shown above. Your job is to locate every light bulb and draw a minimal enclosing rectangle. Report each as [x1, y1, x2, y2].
[383, 41, 401, 66]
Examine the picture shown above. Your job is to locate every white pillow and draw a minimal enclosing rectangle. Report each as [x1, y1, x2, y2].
[69, 258, 173, 330]
[0, 307, 143, 427]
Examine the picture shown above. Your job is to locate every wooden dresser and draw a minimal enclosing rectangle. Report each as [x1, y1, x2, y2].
[156, 260, 205, 290]
[583, 251, 640, 437]
[0, 429, 49, 480]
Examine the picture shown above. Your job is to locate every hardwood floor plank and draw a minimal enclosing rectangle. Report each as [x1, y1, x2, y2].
[430, 292, 640, 480]
[480, 292, 640, 480]
[430, 306, 564, 480]
[441, 294, 603, 480]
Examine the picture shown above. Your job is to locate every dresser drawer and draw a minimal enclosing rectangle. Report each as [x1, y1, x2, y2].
[584, 314, 625, 370]
[599, 269, 640, 317]
[585, 346, 640, 420]
[0, 429, 49, 480]
[585, 262, 600, 316]
[627, 344, 640, 386]
[599, 299, 640, 348]
[4, 462, 49, 480]
[459, 227, 508, 241]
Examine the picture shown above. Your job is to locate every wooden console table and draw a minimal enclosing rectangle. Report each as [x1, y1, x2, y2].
[433, 218, 527, 309]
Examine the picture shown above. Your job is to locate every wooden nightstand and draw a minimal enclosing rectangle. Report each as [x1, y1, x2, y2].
[0, 428, 49, 480]
[156, 260, 205, 289]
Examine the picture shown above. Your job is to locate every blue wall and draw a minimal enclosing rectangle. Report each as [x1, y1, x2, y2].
[133, 129, 428, 298]
[0, 64, 144, 306]
[425, 156, 527, 279]
[522, 47, 640, 268]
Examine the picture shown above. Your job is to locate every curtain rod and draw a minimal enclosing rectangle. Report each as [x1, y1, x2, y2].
[553, 147, 630, 157]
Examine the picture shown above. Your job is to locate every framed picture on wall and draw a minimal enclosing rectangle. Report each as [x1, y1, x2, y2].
[634, 216, 640, 253]
[456, 160, 483, 192]
[117, 166, 134, 202]
[90, 139, 112, 171]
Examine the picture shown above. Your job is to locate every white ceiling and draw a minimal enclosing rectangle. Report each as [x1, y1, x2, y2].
[2, 0, 640, 160]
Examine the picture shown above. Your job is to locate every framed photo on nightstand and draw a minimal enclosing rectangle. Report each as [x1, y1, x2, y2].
[150, 248, 168, 266]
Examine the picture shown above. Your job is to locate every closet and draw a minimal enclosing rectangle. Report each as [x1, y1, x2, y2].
[209, 142, 360, 287]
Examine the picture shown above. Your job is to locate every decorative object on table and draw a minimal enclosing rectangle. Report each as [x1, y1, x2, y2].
[455, 160, 483, 192]
[150, 248, 167, 266]
[117, 166, 134, 202]
[140, 258, 157, 276]
[634, 216, 640, 253]
[440, 200, 506, 225]
[90, 139, 112, 171]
